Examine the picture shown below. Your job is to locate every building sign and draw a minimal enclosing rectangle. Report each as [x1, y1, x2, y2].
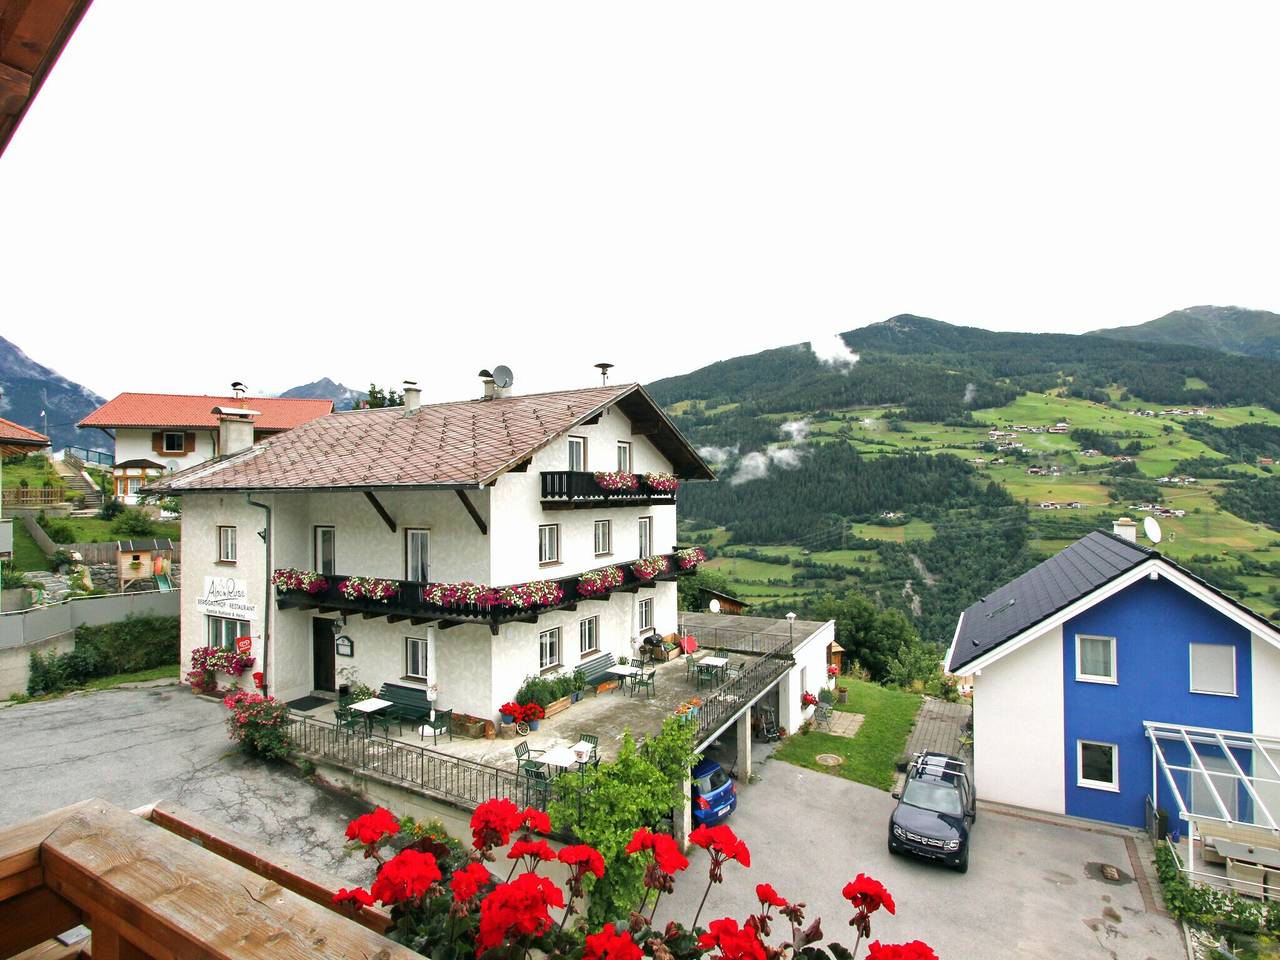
[335, 635, 354, 658]
[235, 636, 253, 655]
[197, 577, 258, 619]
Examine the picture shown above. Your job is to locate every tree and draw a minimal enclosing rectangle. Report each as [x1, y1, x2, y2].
[357, 384, 404, 409]
[676, 568, 732, 611]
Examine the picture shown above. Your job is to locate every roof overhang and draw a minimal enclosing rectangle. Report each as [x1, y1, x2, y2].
[1, 0, 94, 158]
[951, 557, 1280, 675]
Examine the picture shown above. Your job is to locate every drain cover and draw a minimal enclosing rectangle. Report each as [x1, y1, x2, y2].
[816, 754, 843, 766]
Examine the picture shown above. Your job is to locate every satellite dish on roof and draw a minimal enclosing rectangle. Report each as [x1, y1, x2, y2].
[1144, 516, 1163, 544]
[492, 365, 514, 388]
[709, 598, 721, 614]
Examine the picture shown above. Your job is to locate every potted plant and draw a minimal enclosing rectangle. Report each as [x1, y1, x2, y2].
[499, 702, 521, 724]
[521, 702, 545, 731]
[569, 669, 588, 703]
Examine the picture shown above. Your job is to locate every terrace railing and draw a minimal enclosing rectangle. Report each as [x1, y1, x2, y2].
[286, 714, 585, 827]
[540, 471, 677, 509]
[678, 617, 799, 657]
[694, 635, 794, 747]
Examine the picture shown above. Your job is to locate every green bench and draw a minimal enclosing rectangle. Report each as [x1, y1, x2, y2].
[579, 653, 617, 693]
[377, 682, 433, 731]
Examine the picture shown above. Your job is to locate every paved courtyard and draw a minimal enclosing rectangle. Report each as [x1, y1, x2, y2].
[656, 749, 1184, 960]
[0, 683, 377, 887]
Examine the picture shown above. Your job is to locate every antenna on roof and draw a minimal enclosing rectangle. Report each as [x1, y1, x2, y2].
[492, 366, 513, 389]
[1144, 516, 1163, 545]
[595, 362, 614, 386]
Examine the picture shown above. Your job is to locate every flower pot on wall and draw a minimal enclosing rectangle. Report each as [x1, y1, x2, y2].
[527, 719, 541, 731]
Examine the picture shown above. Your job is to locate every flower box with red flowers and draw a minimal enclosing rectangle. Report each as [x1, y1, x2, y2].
[577, 565, 624, 598]
[632, 555, 671, 581]
[643, 471, 679, 493]
[593, 470, 641, 492]
[675, 546, 707, 570]
[519, 702, 545, 723]
[338, 576, 399, 603]
[271, 567, 329, 594]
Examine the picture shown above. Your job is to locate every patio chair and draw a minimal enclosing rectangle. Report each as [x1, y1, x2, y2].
[515, 741, 546, 774]
[685, 654, 698, 683]
[633, 670, 656, 699]
[421, 708, 453, 745]
[578, 733, 600, 769]
[334, 707, 363, 737]
[814, 702, 833, 730]
[1200, 836, 1227, 866]
[522, 764, 553, 808]
[369, 710, 395, 738]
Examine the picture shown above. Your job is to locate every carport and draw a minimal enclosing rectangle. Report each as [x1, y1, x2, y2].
[1146, 721, 1280, 897]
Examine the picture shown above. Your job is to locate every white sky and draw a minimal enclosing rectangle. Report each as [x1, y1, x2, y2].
[3, 1, 1279, 402]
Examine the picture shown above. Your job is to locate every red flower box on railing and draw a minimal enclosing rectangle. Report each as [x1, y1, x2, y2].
[422, 579, 565, 611]
[577, 565, 624, 598]
[272, 568, 330, 594]
[644, 472, 679, 493]
[675, 547, 706, 570]
[593, 471, 641, 492]
[632, 555, 671, 581]
[338, 576, 398, 603]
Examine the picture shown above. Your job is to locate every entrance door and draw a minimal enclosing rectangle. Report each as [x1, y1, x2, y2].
[312, 618, 336, 692]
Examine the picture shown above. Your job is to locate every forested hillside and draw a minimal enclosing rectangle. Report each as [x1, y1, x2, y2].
[1091, 306, 1280, 360]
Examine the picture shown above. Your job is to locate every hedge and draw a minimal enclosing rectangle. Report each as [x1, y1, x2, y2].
[27, 614, 179, 695]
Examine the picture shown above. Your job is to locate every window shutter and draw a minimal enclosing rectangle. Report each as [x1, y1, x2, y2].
[184, 431, 196, 453]
[152, 431, 163, 454]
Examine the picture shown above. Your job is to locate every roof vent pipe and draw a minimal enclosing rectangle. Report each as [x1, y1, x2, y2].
[403, 380, 421, 412]
[231, 381, 246, 401]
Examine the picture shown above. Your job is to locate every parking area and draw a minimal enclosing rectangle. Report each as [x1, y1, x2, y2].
[657, 749, 1185, 960]
[0, 684, 376, 887]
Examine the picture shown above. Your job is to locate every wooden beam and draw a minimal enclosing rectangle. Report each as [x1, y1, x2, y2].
[508, 458, 531, 473]
[360, 611, 383, 620]
[386, 615, 407, 624]
[436, 619, 466, 630]
[8, 936, 89, 960]
[631, 422, 662, 436]
[409, 617, 430, 626]
[363, 491, 396, 533]
[454, 490, 487, 535]
[0, 887, 83, 959]
[0, 62, 33, 115]
[618, 584, 641, 593]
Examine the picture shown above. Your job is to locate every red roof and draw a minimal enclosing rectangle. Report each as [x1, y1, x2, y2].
[0, 416, 49, 446]
[148, 384, 714, 493]
[78, 394, 334, 432]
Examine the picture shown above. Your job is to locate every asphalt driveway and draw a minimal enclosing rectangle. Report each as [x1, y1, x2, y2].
[657, 748, 1184, 960]
[0, 683, 376, 886]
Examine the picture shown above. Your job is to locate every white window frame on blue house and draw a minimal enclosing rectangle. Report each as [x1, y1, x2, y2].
[1077, 739, 1120, 792]
[1075, 634, 1117, 684]
[1188, 642, 1237, 697]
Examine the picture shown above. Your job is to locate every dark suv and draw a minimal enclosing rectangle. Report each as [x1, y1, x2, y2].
[887, 752, 975, 872]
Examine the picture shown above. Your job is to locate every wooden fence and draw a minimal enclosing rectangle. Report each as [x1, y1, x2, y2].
[1, 487, 65, 506]
[61, 540, 183, 565]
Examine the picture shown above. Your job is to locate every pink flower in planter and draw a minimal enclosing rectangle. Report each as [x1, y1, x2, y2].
[644, 472, 679, 493]
[577, 565, 624, 598]
[632, 555, 671, 581]
[593, 471, 641, 492]
[676, 547, 706, 570]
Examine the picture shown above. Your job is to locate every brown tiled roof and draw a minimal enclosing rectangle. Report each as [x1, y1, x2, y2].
[148, 384, 713, 493]
[0, 416, 49, 446]
[78, 393, 333, 431]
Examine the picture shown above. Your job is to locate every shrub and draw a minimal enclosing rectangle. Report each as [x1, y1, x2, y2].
[35, 511, 76, 544]
[48, 548, 74, 572]
[98, 498, 124, 520]
[224, 691, 292, 761]
[111, 508, 158, 537]
[514, 674, 557, 708]
[27, 615, 179, 695]
[1, 563, 29, 589]
[1155, 843, 1280, 934]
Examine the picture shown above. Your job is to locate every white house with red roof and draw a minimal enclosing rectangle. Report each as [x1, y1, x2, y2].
[146, 378, 717, 727]
[78, 387, 333, 503]
[0, 416, 50, 458]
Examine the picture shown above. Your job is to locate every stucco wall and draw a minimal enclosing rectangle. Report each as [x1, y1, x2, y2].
[115, 427, 217, 471]
[779, 621, 834, 733]
[1251, 635, 1280, 819]
[973, 625, 1066, 814]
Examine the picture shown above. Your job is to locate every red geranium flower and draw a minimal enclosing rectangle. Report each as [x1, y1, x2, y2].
[508, 838, 557, 863]
[471, 797, 523, 852]
[558, 844, 606, 879]
[332, 886, 374, 908]
[842, 874, 896, 915]
[865, 942, 938, 960]
[475, 872, 565, 954]
[370, 848, 442, 906]
[522, 807, 552, 835]
[626, 827, 690, 876]
[755, 882, 788, 909]
[690, 823, 751, 885]
[584, 922, 642, 960]
[697, 917, 767, 960]
[345, 806, 400, 847]
[450, 861, 492, 903]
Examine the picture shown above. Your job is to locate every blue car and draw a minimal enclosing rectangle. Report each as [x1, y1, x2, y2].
[691, 758, 737, 826]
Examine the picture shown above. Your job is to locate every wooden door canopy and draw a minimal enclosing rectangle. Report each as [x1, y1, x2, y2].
[0, 0, 95, 157]
[0, 797, 411, 960]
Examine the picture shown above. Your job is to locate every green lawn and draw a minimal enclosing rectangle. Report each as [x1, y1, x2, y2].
[849, 519, 935, 542]
[774, 678, 921, 790]
[84, 664, 180, 690]
[49, 516, 181, 544]
[1, 455, 59, 490]
[9, 522, 48, 572]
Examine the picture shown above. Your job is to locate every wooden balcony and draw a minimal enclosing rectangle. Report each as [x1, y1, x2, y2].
[539, 471, 676, 510]
[274, 552, 685, 633]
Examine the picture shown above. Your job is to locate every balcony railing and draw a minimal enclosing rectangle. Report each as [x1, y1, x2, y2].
[540, 471, 676, 509]
[694, 634, 794, 748]
[274, 551, 687, 629]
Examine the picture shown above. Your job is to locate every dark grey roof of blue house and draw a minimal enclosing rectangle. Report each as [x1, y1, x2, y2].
[948, 531, 1151, 672]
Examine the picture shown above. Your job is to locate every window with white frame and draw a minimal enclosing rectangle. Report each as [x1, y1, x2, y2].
[568, 436, 587, 471]
[638, 597, 654, 633]
[314, 526, 336, 574]
[405, 636, 430, 681]
[1190, 643, 1237, 696]
[405, 528, 429, 582]
[617, 442, 632, 473]
[1075, 634, 1116, 684]
[594, 519, 612, 556]
[638, 516, 653, 558]
[540, 628, 562, 670]
[580, 616, 599, 656]
[217, 525, 237, 563]
[206, 615, 249, 651]
[538, 524, 560, 564]
[163, 432, 185, 453]
[1077, 740, 1119, 791]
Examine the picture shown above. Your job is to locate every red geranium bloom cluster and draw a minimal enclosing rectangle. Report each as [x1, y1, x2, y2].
[626, 827, 690, 876]
[469, 799, 550, 855]
[520, 702, 545, 722]
[450, 861, 492, 904]
[508, 838, 557, 866]
[370, 848, 442, 906]
[755, 883, 788, 909]
[584, 922, 642, 960]
[866, 942, 938, 960]
[558, 844, 606, 879]
[690, 824, 751, 883]
[843, 873, 896, 940]
[698, 917, 767, 960]
[499, 702, 522, 719]
[801, 691, 819, 707]
[475, 871, 565, 954]
[333, 886, 374, 909]
[828, 664, 839, 678]
[345, 806, 401, 848]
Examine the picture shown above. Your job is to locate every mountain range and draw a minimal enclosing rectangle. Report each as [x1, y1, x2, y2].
[277, 377, 365, 410]
[1091, 305, 1280, 360]
[0, 335, 104, 451]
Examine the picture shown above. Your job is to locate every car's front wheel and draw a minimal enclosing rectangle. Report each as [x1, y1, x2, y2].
[953, 848, 969, 874]
[887, 838, 899, 856]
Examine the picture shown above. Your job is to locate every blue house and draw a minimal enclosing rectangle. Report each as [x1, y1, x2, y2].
[946, 528, 1280, 833]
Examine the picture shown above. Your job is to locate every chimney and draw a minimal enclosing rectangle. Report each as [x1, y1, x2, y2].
[493, 382, 511, 399]
[1112, 517, 1137, 543]
[403, 380, 421, 412]
[213, 406, 259, 456]
[478, 370, 496, 400]
[230, 381, 246, 402]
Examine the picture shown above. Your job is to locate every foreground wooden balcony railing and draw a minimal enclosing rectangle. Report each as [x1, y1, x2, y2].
[274, 551, 690, 632]
[539, 470, 677, 509]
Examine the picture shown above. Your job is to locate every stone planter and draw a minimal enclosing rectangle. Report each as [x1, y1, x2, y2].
[544, 695, 573, 718]
[837, 686, 848, 704]
[454, 716, 488, 739]
[0, 587, 30, 612]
